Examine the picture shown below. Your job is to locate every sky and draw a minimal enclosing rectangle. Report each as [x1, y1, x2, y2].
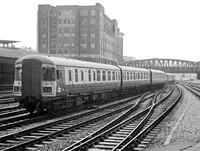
[0, 0, 200, 62]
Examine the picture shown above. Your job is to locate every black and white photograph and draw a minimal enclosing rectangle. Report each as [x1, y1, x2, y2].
[0, 0, 200, 150]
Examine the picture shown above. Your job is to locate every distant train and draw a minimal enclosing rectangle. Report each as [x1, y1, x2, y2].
[13, 55, 174, 113]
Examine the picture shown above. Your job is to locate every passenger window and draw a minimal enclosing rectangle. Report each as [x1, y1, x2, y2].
[102, 71, 106, 81]
[97, 70, 101, 81]
[69, 70, 72, 81]
[112, 71, 115, 80]
[75, 69, 78, 82]
[108, 71, 111, 81]
[88, 70, 91, 81]
[56, 69, 63, 80]
[127, 72, 129, 80]
[124, 72, 127, 80]
[81, 70, 84, 81]
[93, 71, 96, 81]
[118, 72, 120, 80]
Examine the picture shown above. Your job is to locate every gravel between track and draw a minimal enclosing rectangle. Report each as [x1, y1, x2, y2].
[145, 84, 200, 151]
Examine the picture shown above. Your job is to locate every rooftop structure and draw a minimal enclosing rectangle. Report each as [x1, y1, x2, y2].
[38, 3, 124, 65]
[0, 40, 20, 48]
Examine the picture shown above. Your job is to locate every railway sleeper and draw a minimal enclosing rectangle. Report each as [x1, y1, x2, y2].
[99, 141, 118, 145]
[104, 138, 122, 142]
[25, 147, 38, 150]
[112, 133, 127, 137]
[93, 144, 114, 149]
[133, 147, 145, 151]
[138, 143, 147, 148]
[107, 136, 124, 140]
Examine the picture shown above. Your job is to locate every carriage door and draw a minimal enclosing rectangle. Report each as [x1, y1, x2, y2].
[22, 59, 41, 97]
[65, 67, 73, 94]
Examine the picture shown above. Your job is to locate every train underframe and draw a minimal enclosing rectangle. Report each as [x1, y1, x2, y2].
[16, 83, 165, 113]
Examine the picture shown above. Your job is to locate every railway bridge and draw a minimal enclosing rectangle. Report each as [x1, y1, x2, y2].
[122, 58, 200, 79]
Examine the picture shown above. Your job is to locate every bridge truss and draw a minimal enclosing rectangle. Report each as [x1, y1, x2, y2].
[122, 59, 200, 74]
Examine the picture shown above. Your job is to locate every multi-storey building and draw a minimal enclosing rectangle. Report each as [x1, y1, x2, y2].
[38, 3, 123, 64]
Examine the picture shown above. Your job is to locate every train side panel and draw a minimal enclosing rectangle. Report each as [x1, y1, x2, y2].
[150, 69, 167, 84]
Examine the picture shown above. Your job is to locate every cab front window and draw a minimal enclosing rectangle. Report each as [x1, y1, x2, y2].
[42, 66, 55, 81]
[15, 65, 22, 81]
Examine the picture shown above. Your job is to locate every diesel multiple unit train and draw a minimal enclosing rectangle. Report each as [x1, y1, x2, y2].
[13, 55, 174, 113]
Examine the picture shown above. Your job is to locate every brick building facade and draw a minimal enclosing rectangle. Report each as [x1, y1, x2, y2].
[38, 3, 123, 64]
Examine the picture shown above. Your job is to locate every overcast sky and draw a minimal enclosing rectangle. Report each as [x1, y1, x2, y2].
[0, 0, 200, 61]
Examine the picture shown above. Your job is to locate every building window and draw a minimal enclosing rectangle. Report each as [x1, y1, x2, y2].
[90, 44, 95, 49]
[80, 44, 87, 51]
[71, 27, 75, 33]
[80, 28, 87, 34]
[90, 36, 95, 43]
[91, 19, 96, 24]
[80, 9, 88, 16]
[80, 35, 87, 44]
[81, 19, 88, 25]
[42, 44, 46, 48]
[63, 27, 70, 33]
[91, 10, 96, 16]
[90, 28, 95, 34]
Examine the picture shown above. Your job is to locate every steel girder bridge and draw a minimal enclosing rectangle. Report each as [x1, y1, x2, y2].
[122, 59, 200, 79]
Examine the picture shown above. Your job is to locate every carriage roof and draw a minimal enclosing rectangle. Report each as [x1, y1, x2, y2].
[119, 66, 150, 73]
[149, 69, 166, 74]
[15, 54, 120, 70]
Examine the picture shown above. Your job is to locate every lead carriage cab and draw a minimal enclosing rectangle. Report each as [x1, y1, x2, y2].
[13, 56, 58, 113]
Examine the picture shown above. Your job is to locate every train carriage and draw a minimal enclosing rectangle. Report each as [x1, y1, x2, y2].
[119, 66, 151, 89]
[166, 73, 175, 82]
[13, 54, 170, 113]
[13, 55, 121, 112]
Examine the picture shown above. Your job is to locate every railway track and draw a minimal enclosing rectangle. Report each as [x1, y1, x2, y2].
[0, 94, 148, 134]
[0, 112, 43, 131]
[0, 105, 20, 113]
[0, 93, 154, 150]
[180, 81, 200, 98]
[61, 84, 181, 151]
[0, 98, 18, 105]
[0, 109, 28, 119]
